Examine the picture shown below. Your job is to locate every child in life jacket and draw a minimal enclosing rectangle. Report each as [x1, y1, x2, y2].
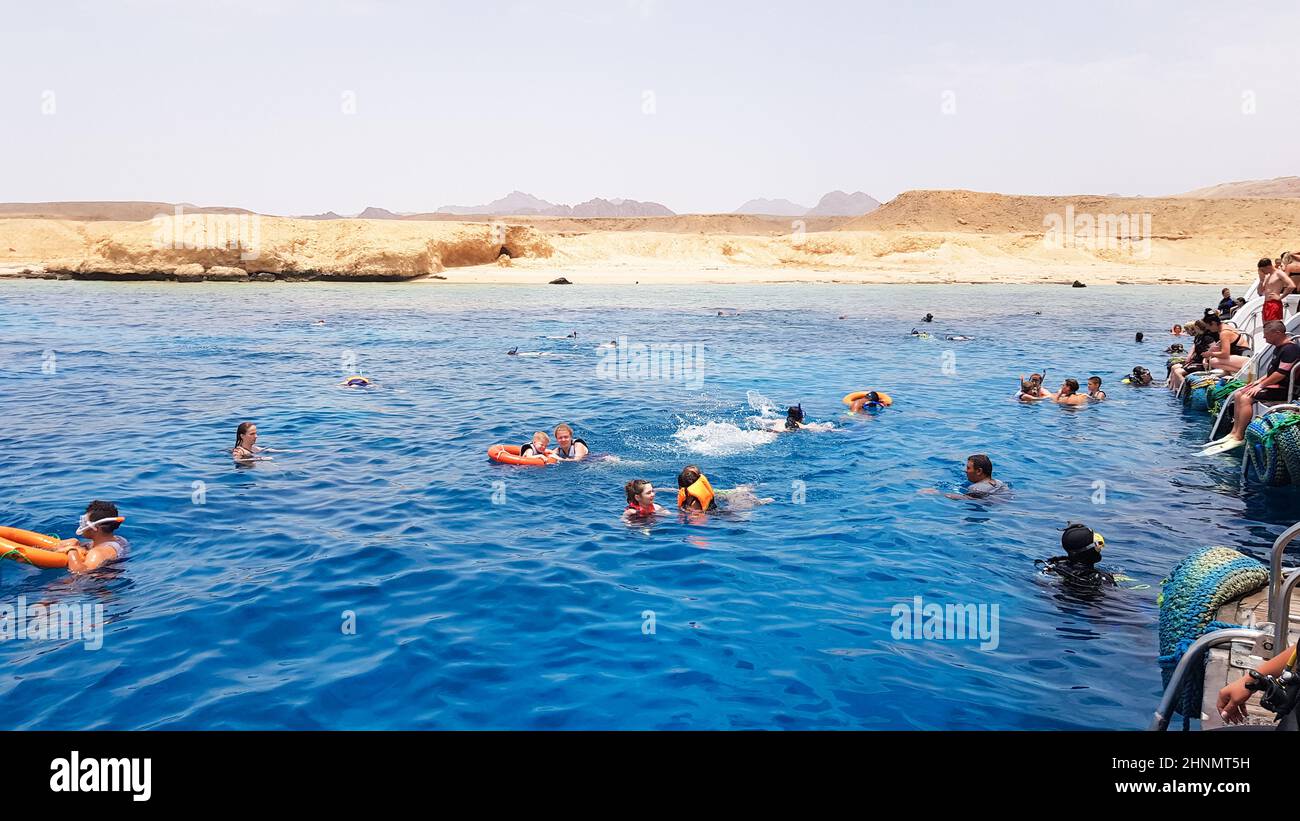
[623, 479, 666, 521]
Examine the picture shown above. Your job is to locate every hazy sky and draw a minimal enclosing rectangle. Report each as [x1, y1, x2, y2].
[2, 0, 1297, 214]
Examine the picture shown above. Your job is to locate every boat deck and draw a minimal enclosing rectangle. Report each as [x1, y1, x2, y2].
[1198, 589, 1300, 727]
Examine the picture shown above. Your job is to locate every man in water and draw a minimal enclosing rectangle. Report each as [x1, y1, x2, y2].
[552, 423, 588, 461]
[922, 454, 1009, 499]
[1201, 320, 1299, 455]
[959, 454, 1010, 498]
[58, 500, 129, 574]
[1053, 378, 1090, 406]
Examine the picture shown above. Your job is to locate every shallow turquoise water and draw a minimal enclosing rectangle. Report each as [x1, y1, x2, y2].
[1, 280, 1295, 729]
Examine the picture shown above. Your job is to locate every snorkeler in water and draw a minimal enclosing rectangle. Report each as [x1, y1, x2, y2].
[784, 404, 805, 430]
[675, 465, 772, 512]
[1036, 523, 1116, 587]
[922, 313, 934, 323]
[57, 500, 129, 574]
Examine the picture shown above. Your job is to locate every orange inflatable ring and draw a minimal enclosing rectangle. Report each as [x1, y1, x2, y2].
[0, 526, 71, 569]
[487, 444, 558, 467]
[843, 390, 893, 407]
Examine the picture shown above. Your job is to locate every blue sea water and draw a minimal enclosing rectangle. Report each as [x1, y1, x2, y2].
[1, 280, 1296, 730]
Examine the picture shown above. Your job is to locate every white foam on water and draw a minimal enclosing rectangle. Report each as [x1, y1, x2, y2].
[673, 420, 778, 456]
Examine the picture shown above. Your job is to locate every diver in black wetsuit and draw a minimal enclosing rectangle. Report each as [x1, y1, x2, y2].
[1037, 523, 1116, 587]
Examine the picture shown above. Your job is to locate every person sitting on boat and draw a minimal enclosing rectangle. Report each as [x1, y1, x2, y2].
[623, 479, 665, 521]
[519, 431, 552, 458]
[1217, 645, 1300, 728]
[1086, 376, 1106, 401]
[1053, 378, 1090, 406]
[1017, 373, 1052, 402]
[1168, 326, 1217, 393]
[552, 423, 588, 461]
[1036, 523, 1116, 587]
[1201, 320, 1300, 455]
[1202, 313, 1252, 374]
[57, 500, 129, 574]
[1218, 288, 1236, 317]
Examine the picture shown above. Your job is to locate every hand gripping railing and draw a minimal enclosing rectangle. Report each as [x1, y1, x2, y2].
[1149, 628, 1268, 731]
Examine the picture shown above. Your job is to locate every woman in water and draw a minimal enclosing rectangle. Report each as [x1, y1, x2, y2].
[232, 421, 278, 462]
[623, 479, 665, 520]
[552, 423, 588, 461]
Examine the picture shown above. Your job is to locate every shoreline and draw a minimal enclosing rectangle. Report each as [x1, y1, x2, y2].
[0, 261, 1243, 287]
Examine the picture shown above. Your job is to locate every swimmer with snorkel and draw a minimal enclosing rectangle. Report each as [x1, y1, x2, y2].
[55, 500, 129, 574]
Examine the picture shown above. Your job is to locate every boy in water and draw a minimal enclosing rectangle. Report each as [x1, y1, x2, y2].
[58, 500, 129, 574]
[519, 431, 551, 458]
[1087, 376, 1106, 401]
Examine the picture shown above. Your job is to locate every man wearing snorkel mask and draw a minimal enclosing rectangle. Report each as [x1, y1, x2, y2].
[57, 500, 129, 574]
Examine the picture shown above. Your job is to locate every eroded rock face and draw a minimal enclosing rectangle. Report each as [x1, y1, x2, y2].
[206, 265, 250, 282]
[251, 272, 277, 282]
[175, 263, 205, 282]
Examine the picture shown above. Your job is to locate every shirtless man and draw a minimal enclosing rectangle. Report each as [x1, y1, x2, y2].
[1053, 379, 1090, 406]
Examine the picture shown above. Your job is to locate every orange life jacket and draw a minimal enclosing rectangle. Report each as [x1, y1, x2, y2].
[677, 475, 716, 511]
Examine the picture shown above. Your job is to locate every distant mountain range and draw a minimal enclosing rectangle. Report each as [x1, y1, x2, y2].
[432, 190, 674, 218]
[1177, 176, 1300, 198]
[732, 191, 881, 217]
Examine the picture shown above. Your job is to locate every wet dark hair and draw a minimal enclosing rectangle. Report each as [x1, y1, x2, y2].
[1135, 332, 1144, 342]
[1260, 258, 1274, 269]
[625, 479, 652, 505]
[1063, 378, 1080, 393]
[86, 500, 120, 533]
[677, 465, 702, 488]
[785, 404, 804, 429]
[235, 421, 255, 446]
[967, 454, 993, 477]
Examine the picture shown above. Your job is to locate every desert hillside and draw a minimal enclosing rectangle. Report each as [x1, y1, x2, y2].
[0, 217, 551, 280]
[1, 189, 1295, 285]
[1177, 176, 1300, 199]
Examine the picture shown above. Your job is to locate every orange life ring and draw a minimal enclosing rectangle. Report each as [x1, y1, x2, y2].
[487, 444, 558, 467]
[843, 390, 893, 407]
[0, 526, 71, 569]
